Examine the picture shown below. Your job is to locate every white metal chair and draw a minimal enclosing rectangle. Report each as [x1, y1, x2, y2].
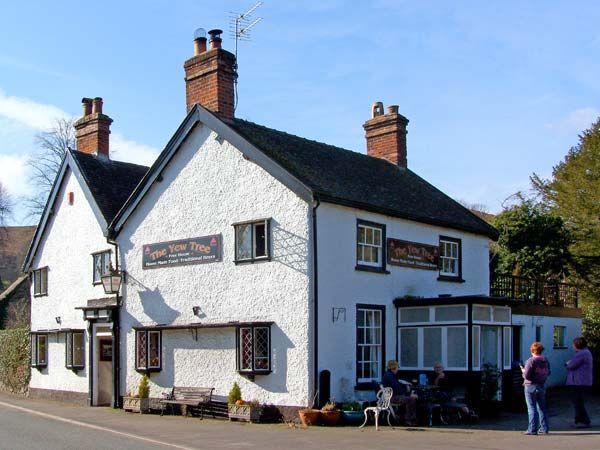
[359, 386, 396, 430]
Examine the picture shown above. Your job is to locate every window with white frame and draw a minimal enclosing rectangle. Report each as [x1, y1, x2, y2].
[234, 219, 270, 262]
[33, 267, 48, 296]
[356, 306, 384, 382]
[30, 333, 48, 368]
[135, 330, 161, 372]
[398, 325, 468, 370]
[237, 325, 271, 373]
[553, 326, 566, 348]
[65, 330, 85, 371]
[92, 250, 111, 284]
[399, 305, 467, 325]
[472, 325, 481, 370]
[472, 305, 511, 325]
[439, 237, 461, 278]
[356, 220, 385, 269]
[503, 327, 512, 369]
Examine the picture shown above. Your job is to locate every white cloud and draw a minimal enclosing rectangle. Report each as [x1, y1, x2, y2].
[545, 107, 600, 135]
[111, 133, 159, 167]
[0, 89, 71, 131]
[0, 153, 30, 198]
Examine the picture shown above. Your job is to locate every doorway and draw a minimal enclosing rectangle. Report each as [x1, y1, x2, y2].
[93, 325, 113, 406]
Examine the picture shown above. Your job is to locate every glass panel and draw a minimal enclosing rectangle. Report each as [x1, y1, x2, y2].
[400, 328, 418, 367]
[447, 327, 467, 368]
[364, 310, 372, 327]
[358, 226, 366, 244]
[66, 333, 73, 366]
[503, 327, 511, 368]
[73, 332, 85, 367]
[240, 328, 253, 370]
[373, 228, 381, 246]
[493, 307, 510, 323]
[93, 255, 102, 283]
[37, 335, 47, 365]
[472, 326, 481, 369]
[30, 335, 37, 366]
[254, 327, 269, 370]
[148, 332, 160, 368]
[481, 326, 499, 368]
[373, 310, 382, 327]
[435, 305, 466, 322]
[357, 309, 365, 327]
[102, 252, 111, 276]
[473, 305, 491, 322]
[400, 307, 430, 323]
[136, 331, 147, 369]
[423, 327, 442, 368]
[356, 244, 362, 261]
[365, 227, 373, 245]
[254, 222, 266, 258]
[236, 224, 252, 260]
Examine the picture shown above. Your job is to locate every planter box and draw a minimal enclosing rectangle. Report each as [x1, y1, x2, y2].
[228, 404, 262, 423]
[123, 397, 150, 414]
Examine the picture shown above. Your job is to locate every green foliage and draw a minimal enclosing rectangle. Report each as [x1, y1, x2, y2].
[480, 363, 501, 403]
[532, 117, 600, 299]
[0, 328, 30, 393]
[491, 199, 571, 278]
[583, 302, 600, 354]
[228, 382, 242, 405]
[340, 401, 362, 412]
[138, 374, 150, 399]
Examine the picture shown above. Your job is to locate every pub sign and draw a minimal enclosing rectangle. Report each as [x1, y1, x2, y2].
[143, 235, 222, 269]
[387, 238, 439, 270]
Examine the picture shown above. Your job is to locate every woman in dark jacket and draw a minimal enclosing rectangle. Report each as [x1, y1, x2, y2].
[566, 337, 593, 428]
[521, 342, 551, 435]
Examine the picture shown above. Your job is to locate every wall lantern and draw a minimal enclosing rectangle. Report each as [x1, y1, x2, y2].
[101, 264, 123, 295]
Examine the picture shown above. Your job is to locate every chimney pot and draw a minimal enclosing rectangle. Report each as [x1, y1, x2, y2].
[208, 29, 223, 49]
[371, 102, 384, 118]
[193, 28, 207, 55]
[92, 97, 103, 114]
[388, 105, 399, 115]
[81, 98, 93, 116]
[364, 102, 409, 168]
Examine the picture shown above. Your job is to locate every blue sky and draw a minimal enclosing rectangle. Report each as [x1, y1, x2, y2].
[1, 0, 599, 224]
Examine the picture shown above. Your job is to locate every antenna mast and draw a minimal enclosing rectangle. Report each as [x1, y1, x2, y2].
[229, 1, 263, 111]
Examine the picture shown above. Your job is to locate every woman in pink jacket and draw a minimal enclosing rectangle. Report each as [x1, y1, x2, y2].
[566, 336, 593, 428]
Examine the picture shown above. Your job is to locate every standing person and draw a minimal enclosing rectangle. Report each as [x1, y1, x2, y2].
[521, 342, 551, 435]
[566, 336, 593, 428]
[381, 360, 418, 426]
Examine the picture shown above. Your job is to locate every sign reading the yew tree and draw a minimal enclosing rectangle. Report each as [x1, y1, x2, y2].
[142, 235, 222, 269]
[387, 238, 439, 270]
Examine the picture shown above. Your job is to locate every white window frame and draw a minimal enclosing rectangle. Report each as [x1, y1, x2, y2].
[553, 325, 566, 349]
[397, 325, 469, 371]
[356, 307, 384, 382]
[356, 222, 384, 268]
[439, 238, 460, 277]
[472, 304, 511, 325]
[33, 267, 48, 297]
[398, 305, 467, 326]
[92, 250, 111, 285]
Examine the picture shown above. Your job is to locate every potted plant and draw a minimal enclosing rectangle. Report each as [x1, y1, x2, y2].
[227, 383, 263, 423]
[320, 401, 341, 426]
[480, 363, 501, 417]
[123, 374, 150, 413]
[341, 402, 363, 425]
[298, 392, 321, 426]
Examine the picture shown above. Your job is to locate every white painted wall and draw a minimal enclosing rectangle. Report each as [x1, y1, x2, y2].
[315, 202, 491, 401]
[118, 124, 312, 406]
[512, 314, 582, 387]
[30, 168, 113, 393]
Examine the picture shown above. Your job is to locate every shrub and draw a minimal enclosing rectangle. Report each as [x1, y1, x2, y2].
[0, 328, 30, 393]
[138, 374, 150, 399]
[228, 382, 242, 405]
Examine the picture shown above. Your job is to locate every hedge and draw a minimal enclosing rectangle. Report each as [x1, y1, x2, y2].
[0, 328, 30, 393]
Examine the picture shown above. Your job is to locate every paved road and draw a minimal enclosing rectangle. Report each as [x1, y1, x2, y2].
[1, 393, 600, 450]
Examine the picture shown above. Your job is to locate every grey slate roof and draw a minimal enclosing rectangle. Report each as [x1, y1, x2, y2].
[70, 151, 148, 224]
[229, 119, 498, 239]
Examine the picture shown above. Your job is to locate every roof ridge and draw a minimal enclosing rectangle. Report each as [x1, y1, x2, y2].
[70, 149, 150, 170]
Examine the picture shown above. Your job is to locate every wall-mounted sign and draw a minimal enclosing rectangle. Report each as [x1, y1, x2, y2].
[387, 238, 439, 270]
[142, 235, 222, 269]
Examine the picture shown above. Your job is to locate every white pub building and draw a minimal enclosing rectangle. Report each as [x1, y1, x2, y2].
[24, 29, 582, 418]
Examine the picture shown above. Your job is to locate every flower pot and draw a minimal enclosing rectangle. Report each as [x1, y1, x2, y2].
[320, 410, 342, 426]
[298, 409, 321, 426]
[123, 397, 150, 414]
[228, 404, 263, 423]
[342, 410, 364, 425]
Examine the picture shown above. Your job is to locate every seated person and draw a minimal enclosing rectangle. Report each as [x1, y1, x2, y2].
[382, 360, 418, 426]
[429, 363, 472, 417]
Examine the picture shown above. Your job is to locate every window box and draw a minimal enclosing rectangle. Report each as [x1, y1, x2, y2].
[233, 219, 271, 264]
[438, 236, 462, 281]
[236, 325, 271, 376]
[92, 250, 112, 285]
[135, 330, 162, 373]
[30, 333, 48, 369]
[65, 330, 85, 371]
[356, 220, 387, 273]
[32, 267, 48, 297]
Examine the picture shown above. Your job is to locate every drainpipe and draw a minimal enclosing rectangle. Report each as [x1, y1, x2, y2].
[311, 198, 320, 406]
[107, 237, 121, 409]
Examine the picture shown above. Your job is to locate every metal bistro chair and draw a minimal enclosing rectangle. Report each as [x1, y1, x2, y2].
[359, 386, 396, 430]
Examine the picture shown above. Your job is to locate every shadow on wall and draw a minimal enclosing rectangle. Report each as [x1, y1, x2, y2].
[254, 324, 294, 394]
[125, 272, 181, 325]
[271, 220, 308, 276]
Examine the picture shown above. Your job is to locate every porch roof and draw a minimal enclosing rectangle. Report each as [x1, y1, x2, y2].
[133, 321, 274, 331]
[30, 328, 85, 334]
[393, 294, 515, 308]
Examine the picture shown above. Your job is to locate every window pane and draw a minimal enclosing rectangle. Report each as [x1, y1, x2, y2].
[365, 227, 373, 245]
[503, 327, 511, 368]
[73, 332, 85, 367]
[373, 310, 382, 327]
[93, 255, 102, 283]
[42, 269, 47, 294]
[472, 326, 481, 369]
[66, 333, 73, 366]
[102, 252, 111, 276]
[149, 332, 160, 368]
[435, 305, 466, 322]
[473, 305, 491, 322]
[451, 243, 458, 258]
[236, 224, 252, 260]
[356, 244, 362, 261]
[447, 327, 467, 368]
[400, 307, 429, 323]
[254, 327, 269, 370]
[254, 222, 266, 258]
[136, 331, 147, 369]
[240, 328, 253, 370]
[481, 326, 499, 368]
[358, 226, 366, 244]
[37, 335, 47, 365]
[493, 307, 510, 323]
[423, 327, 442, 368]
[373, 228, 381, 246]
[30, 335, 37, 366]
[357, 310, 365, 327]
[400, 328, 418, 367]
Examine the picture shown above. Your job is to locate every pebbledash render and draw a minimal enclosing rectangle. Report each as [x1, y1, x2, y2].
[24, 28, 582, 416]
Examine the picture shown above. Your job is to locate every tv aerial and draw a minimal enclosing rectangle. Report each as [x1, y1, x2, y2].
[229, 1, 264, 111]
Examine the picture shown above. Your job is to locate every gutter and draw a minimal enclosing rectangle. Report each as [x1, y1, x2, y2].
[311, 197, 320, 406]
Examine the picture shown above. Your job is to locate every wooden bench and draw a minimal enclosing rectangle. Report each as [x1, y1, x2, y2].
[160, 387, 214, 419]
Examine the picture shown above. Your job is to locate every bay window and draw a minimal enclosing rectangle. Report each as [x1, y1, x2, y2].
[237, 325, 271, 374]
[136, 330, 161, 372]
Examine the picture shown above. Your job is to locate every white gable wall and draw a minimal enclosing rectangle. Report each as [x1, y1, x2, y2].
[30, 168, 113, 394]
[118, 123, 312, 406]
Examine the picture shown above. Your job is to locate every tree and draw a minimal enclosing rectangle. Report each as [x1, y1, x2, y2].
[25, 118, 75, 218]
[532, 117, 600, 300]
[491, 198, 571, 279]
[0, 181, 12, 227]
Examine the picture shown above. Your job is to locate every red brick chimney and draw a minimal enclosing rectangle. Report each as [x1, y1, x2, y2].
[74, 97, 113, 158]
[183, 28, 237, 120]
[363, 102, 409, 167]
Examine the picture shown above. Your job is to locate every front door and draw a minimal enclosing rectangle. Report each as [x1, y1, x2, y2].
[97, 337, 113, 406]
